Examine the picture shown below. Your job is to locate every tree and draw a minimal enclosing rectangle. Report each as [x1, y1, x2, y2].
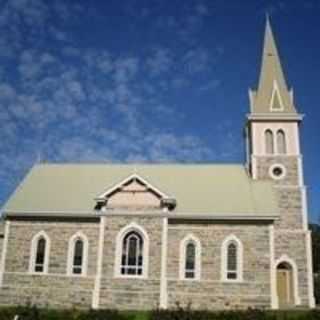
[310, 223, 320, 304]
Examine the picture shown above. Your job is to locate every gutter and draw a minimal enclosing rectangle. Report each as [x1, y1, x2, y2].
[2, 210, 279, 221]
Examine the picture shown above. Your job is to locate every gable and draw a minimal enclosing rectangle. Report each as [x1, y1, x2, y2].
[107, 179, 162, 210]
[96, 174, 175, 211]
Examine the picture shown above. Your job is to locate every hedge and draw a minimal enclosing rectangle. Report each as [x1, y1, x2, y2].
[0, 306, 319, 320]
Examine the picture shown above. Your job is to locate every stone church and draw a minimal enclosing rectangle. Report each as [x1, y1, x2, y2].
[0, 19, 315, 310]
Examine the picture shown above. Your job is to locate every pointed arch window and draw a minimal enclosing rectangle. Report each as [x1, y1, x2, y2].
[265, 129, 274, 154]
[121, 231, 144, 276]
[221, 235, 243, 282]
[115, 224, 149, 278]
[29, 231, 50, 274]
[227, 243, 238, 279]
[67, 232, 88, 276]
[185, 242, 196, 279]
[277, 129, 287, 154]
[180, 235, 201, 280]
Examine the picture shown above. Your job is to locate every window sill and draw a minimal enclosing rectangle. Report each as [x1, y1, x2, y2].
[221, 279, 244, 284]
[114, 275, 148, 280]
[179, 278, 201, 282]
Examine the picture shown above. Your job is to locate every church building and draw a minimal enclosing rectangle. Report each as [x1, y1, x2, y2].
[0, 19, 315, 310]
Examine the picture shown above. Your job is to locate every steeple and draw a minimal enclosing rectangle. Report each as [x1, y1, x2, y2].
[249, 17, 298, 116]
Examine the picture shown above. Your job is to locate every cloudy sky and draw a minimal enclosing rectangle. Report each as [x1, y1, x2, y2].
[0, 0, 319, 221]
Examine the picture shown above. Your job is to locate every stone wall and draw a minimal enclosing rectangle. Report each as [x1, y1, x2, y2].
[255, 154, 312, 307]
[255, 155, 303, 229]
[274, 230, 310, 307]
[99, 216, 163, 310]
[2, 214, 311, 310]
[1, 219, 99, 308]
[167, 223, 271, 309]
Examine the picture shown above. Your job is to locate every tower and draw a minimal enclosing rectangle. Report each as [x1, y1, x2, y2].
[246, 18, 315, 308]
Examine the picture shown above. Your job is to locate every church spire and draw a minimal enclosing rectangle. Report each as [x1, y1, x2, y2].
[249, 17, 297, 115]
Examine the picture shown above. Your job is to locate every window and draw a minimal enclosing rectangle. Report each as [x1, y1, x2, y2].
[115, 223, 149, 278]
[185, 242, 196, 279]
[180, 235, 201, 280]
[277, 130, 287, 154]
[73, 239, 84, 274]
[227, 243, 238, 279]
[35, 238, 46, 272]
[265, 129, 274, 154]
[67, 232, 88, 276]
[121, 231, 143, 276]
[269, 163, 287, 180]
[221, 235, 243, 282]
[29, 231, 50, 274]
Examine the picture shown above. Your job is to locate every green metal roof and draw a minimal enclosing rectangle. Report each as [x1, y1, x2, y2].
[2, 164, 279, 218]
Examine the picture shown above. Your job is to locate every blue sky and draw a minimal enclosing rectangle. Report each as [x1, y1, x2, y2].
[0, 0, 319, 221]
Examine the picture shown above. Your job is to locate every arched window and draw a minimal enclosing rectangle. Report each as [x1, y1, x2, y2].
[35, 238, 46, 272]
[29, 231, 50, 274]
[185, 242, 196, 279]
[73, 240, 84, 274]
[115, 223, 149, 278]
[67, 232, 89, 276]
[180, 235, 201, 280]
[265, 129, 274, 154]
[277, 130, 287, 154]
[121, 231, 144, 276]
[221, 235, 243, 282]
[227, 243, 238, 279]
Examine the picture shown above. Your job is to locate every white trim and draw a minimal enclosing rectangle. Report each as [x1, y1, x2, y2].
[301, 187, 308, 231]
[114, 223, 149, 279]
[179, 234, 201, 281]
[0, 221, 10, 287]
[67, 231, 89, 276]
[269, 163, 287, 180]
[96, 173, 170, 200]
[29, 231, 51, 274]
[92, 216, 106, 309]
[305, 231, 316, 308]
[221, 235, 243, 282]
[160, 216, 168, 309]
[270, 80, 285, 111]
[269, 225, 278, 309]
[275, 255, 301, 306]
[297, 156, 304, 187]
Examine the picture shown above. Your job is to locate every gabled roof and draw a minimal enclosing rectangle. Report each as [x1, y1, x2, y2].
[2, 163, 279, 219]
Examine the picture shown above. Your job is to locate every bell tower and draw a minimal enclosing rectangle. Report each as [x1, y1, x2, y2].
[246, 18, 315, 308]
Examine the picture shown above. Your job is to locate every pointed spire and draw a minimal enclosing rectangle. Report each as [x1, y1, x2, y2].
[250, 17, 297, 115]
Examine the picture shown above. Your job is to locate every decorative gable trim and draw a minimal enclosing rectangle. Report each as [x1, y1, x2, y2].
[270, 80, 285, 111]
[95, 173, 176, 211]
[96, 173, 170, 200]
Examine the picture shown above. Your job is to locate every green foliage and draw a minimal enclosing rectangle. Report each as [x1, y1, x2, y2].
[0, 305, 319, 320]
[310, 223, 320, 305]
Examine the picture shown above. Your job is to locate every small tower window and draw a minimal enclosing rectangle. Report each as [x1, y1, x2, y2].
[277, 130, 287, 154]
[265, 130, 274, 154]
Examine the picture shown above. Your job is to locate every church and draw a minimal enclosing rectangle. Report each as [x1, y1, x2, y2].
[0, 19, 315, 310]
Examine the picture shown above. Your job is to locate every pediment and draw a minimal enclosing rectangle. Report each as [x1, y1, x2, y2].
[95, 174, 176, 211]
